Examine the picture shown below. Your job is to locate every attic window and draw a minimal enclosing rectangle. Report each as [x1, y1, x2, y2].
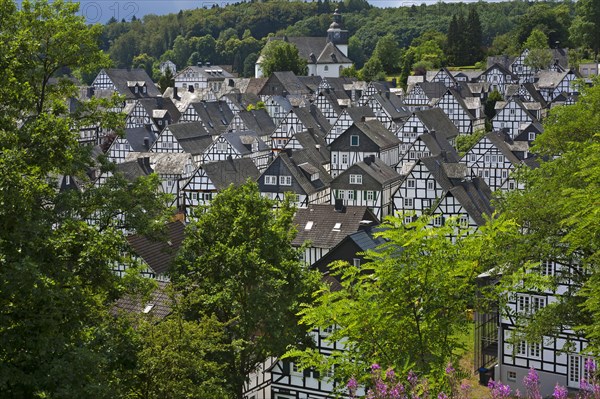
[305, 221, 314, 230]
[143, 304, 154, 314]
[350, 135, 359, 146]
[333, 222, 342, 231]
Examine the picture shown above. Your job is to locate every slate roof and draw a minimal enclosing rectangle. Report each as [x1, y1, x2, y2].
[481, 63, 519, 81]
[235, 109, 276, 137]
[126, 152, 192, 175]
[259, 71, 311, 97]
[286, 36, 328, 60]
[112, 281, 172, 320]
[315, 41, 352, 64]
[413, 108, 460, 139]
[203, 157, 261, 190]
[420, 153, 465, 191]
[222, 130, 270, 155]
[344, 106, 376, 123]
[419, 82, 448, 101]
[167, 122, 213, 155]
[126, 221, 186, 276]
[484, 131, 523, 166]
[446, 177, 493, 226]
[534, 70, 571, 89]
[350, 120, 401, 150]
[418, 131, 460, 158]
[124, 126, 156, 152]
[101, 68, 162, 99]
[114, 157, 154, 181]
[292, 105, 332, 136]
[292, 204, 378, 248]
[175, 65, 234, 80]
[137, 97, 181, 124]
[221, 92, 262, 110]
[274, 150, 332, 195]
[290, 129, 330, 160]
[245, 78, 269, 95]
[372, 92, 411, 122]
[332, 156, 400, 190]
[188, 101, 235, 136]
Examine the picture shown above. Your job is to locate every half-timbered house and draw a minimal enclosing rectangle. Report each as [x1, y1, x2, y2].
[270, 105, 331, 150]
[179, 157, 260, 218]
[435, 88, 482, 135]
[227, 108, 276, 143]
[534, 70, 580, 103]
[492, 98, 538, 140]
[396, 129, 458, 173]
[392, 151, 464, 220]
[150, 122, 213, 165]
[258, 149, 332, 208]
[395, 107, 460, 160]
[360, 91, 410, 131]
[461, 130, 529, 192]
[478, 63, 520, 96]
[174, 64, 234, 92]
[402, 81, 447, 112]
[326, 106, 375, 145]
[91, 68, 161, 108]
[179, 100, 235, 136]
[330, 155, 401, 219]
[201, 130, 271, 171]
[107, 126, 156, 164]
[329, 120, 400, 178]
[292, 204, 378, 266]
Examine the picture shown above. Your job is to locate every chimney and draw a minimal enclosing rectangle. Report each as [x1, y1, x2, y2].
[138, 156, 153, 174]
[143, 137, 150, 150]
[334, 198, 345, 212]
[385, 91, 390, 99]
[173, 86, 180, 100]
[315, 144, 321, 152]
[206, 62, 211, 67]
[197, 62, 202, 67]
[364, 155, 375, 165]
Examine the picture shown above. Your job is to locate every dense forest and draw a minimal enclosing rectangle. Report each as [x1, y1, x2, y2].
[101, 0, 594, 81]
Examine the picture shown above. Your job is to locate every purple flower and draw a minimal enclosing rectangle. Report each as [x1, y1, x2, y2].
[586, 358, 597, 374]
[372, 363, 381, 371]
[438, 392, 448, 399]
[386, 368, 396, 380]
[407, 370, 418, 386]
[445, 363, 455, 375]
[488, 379, 512, 399]
[347, 377, 358, 391]
[552, 383, 568, 399]
[523, 368, 542, 399]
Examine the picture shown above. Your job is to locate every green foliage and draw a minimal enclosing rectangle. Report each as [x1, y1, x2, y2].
[157, 66, 174, 93]
[0, 1, 172, 396]
[569, 0, 600, 60]
[360, 55, 386, 82]
[287, 214, 494, 388]
[132, 53, 156, 78]
[523, 29, 553, 70]
[260, 40, 307, 77]
[373, 33, 401, 74]
[447, 7, 483, 66]
[489, 78, 600, 350]
[484, 90, 503, 121]
[455, 130, 486, 156]
[172, 182, 320, 397]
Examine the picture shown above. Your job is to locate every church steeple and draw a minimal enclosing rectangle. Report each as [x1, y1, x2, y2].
[326, 8, 349, 56]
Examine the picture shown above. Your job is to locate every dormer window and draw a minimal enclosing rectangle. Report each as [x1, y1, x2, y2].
[349, 174, 362, 184]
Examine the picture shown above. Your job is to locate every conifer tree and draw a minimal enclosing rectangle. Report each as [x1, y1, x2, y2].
[465, 6, 483, 65]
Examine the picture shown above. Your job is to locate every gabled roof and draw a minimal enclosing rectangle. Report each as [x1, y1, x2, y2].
[202, 157, 260, 190]
[100, 68, 162, 99]
[273, 150, 332, 195]
[138, 97, 181, 124]
[290, 129, 330, 159]
[417, 131, 460, 158]
[343, 106, 376, 123]
[446, 177, 493, 226]
[333, 156, 400, 189]
[418, 82, 448, 100]
[188, 100, 235, 136]
[126, 152, 192, 175]
[259, 71, 311, 97]
[114, 157, 154, 182]
[221, 92, 261, 110]
[481, 62, 519, 81]
[166, 122, 213, 155]
[371, 92, 411, 121]
[292, 204, 378, 249]
[341, 120, 400, 150]
[244, 77, 269, 95]
[124, 126, 156, 152]
[420, 153, 465, 192]
[483, 131, 523, 166]
[292, 105, 332, 136]
[126, 221, 186, 276]
[297, 76, 322, 93]
[175, 65, 234, 80]
[315, 41, 352, 64]
[222, 130, 270, 155]
[413, 108, 460, 139]
[286, 36, 328, 60]
[235, 109, 276, 137]
[534, 70, 571, 89]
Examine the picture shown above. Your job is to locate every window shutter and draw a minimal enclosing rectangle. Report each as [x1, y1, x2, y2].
[313, 369, 320, 379]
[303, 368, 311, 378]
[354, 190, 357, 201]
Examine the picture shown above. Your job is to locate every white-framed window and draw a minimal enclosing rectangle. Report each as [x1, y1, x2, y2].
[509, 181, 515, 190]
[485, 154, 490, 163]
[498, 155, 504, 163]
[350, 135, 359, 146]
[541, 260, 554, 276]
[404, 215, 413, 224]
[427, 181, 435, 190]
[216, 141, 228, 151]
[349, 174, 363, 184]
[366, 191, 374, 201]
[423, 199, 430, 208]
[404, 198, 413, 208]
[529, 342, 541, 359]
[264, 175, 277, 185]
[502, 170, 508, 178]
[529, 132, 536, 141]
[507, 371, 517, 381]
[433, 215, 443, 227]
[342, 154, 348, 164]
[337, 190, 345, 200]
[353, 258, 361, 267]
[517, 340, 527, 355]
[279, 175, 292, 186]
[459, 215, 469, 228]
[348, 190, 355, 200]
[407, 179, 416, 188]
[332, 153, 338, 164]
[469, 154, 477, 162]
[324, 65, 329, 71]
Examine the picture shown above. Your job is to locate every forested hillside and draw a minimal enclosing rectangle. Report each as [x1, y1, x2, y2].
[102, 0, 587, 80]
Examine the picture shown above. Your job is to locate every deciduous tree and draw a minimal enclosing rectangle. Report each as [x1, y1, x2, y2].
[259, 40, 307, 77]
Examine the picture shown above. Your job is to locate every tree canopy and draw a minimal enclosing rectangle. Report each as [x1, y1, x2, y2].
[172, 182, 320, 398]
[259, 40, 307, 77]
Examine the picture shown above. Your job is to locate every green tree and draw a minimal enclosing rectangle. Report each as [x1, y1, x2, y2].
[570, 0, 600, 60]
[259, 40, 307, 77]
[465, 6, 483, 65]
[360, 55, 386, 82]
[484, 89, 503, 121]
[172, 182, 319, 398]
[523, 28, 553, 71]
[373, 33, 401, 74]
[488, 78, 600, 352]
[132, 53, 156, 78]
[287, 215, 489, 387]
[157, 66, 175, 93]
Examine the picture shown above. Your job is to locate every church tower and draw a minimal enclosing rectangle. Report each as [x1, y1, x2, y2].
[326, 9, 349, 56]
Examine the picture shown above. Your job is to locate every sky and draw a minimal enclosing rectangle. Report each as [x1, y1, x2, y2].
[63, 0, 484, 24]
